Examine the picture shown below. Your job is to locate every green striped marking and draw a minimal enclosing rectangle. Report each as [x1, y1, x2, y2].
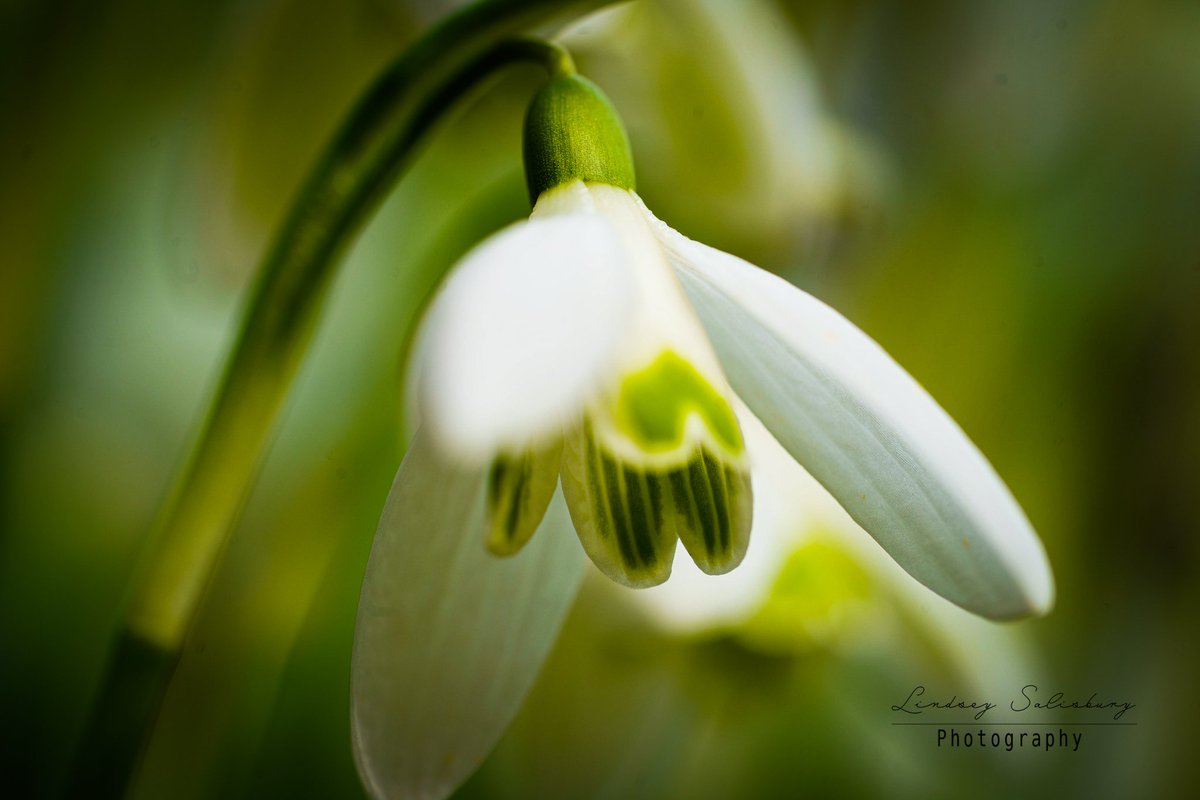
[671, 449, 752, 575]
[583, 420, 674, 582]
[613, 351, 743, 455]
[486, 442, 562, 556]
[565, 420, 753, 586]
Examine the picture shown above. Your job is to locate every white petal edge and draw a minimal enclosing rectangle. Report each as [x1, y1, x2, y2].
[416, 210, 634, 462]
[647, 210, 1053, 620]
[351, 430, 585, 800]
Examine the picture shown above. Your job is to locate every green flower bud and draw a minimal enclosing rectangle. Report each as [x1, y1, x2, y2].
[522, 74, 636, 203]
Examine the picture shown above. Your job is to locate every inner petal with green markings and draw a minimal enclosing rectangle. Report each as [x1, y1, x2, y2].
[613, 351, 744, 457]
[485, 439, 563, 557]
[559, 349, 753, 587]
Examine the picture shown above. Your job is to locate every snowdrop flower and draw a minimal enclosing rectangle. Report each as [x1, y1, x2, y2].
[351, 69, 1053, 800]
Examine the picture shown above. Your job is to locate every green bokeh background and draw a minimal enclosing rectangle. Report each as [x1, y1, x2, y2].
[2, 0, 1197, 797]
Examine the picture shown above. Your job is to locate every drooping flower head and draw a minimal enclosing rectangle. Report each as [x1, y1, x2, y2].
[425, 73, 756, 587]
[352, 60, 1053, 800]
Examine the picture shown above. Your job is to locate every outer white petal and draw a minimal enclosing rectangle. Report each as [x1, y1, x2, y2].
[417, 209, 633, 462]
[351, 430, 585, 800]
[647, 210, 1053, 620]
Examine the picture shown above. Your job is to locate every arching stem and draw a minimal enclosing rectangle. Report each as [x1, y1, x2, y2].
[64, 1, 611, 796]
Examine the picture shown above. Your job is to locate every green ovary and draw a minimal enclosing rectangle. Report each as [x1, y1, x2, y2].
[613, 351, 743, 455]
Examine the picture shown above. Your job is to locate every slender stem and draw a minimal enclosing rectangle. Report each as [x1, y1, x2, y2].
[128, 4, 602, 657]
[66, 1, 612, 795]
[500, 36, 578, 77]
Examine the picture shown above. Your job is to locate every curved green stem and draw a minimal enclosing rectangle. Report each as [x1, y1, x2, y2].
[130, 2, 604, 655]
[500, 36, 578, 77]
[66, 1, 613, 796]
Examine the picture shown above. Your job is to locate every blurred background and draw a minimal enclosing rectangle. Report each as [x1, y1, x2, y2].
[2, 0, 1198, 797]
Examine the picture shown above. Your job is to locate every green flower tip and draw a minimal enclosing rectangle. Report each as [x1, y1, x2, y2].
[522, 74, 636, 203]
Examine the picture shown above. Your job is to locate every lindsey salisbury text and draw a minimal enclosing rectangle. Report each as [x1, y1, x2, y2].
[890, 684, 1136, 752]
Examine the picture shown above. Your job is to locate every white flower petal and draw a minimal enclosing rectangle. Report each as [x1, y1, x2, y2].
[351, 431, 585, 800]
[650, 215, 1053, 620]
[417, 210, 633, 462]
[580, 184, 729, 380]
